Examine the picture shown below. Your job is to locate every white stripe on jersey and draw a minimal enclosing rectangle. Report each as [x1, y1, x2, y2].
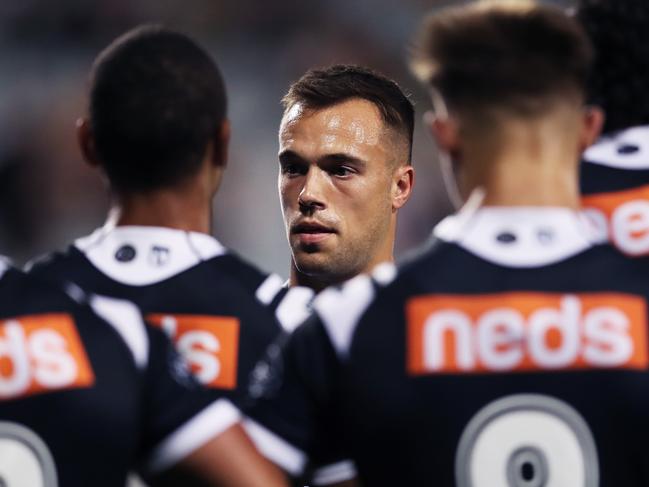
[89, 294, 149, 369]
[0, 256, 11, 280]
[311, 460, 358, 485]
[242, 417, 308, 476]
[275, 286, 314, 332]
[145, 398, 242, 474]
[255, 274, 285, 305]
[313, 275, 375, 359]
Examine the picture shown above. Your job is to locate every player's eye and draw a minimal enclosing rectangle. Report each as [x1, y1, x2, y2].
[280, 162, 307, 176]
[330, 165, 355, 177]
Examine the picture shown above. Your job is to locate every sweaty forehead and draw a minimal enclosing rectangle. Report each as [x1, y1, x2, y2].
[279, 99, 390, 157]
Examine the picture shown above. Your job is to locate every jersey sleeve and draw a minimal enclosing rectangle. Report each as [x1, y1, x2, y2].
[137, 324, 240, 474]
[86, 293, 238, 475]
[242, 318, 350, 481]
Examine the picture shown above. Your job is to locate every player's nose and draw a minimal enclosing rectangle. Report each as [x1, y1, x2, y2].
[298, 168, 327, 213]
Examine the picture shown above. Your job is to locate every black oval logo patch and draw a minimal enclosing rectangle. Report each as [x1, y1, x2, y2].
[115, 245, 136, 263]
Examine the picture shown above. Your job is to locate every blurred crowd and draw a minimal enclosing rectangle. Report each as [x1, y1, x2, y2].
[0, 0, 570, 275]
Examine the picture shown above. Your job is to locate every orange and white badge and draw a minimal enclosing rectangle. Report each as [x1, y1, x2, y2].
[582, 184, 649, 255]
[147, 314, 239, 389]
[0, 314, 95, 400]
[407, 293, 648, 375]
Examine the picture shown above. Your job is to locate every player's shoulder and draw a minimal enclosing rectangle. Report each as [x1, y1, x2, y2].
[25, 244, 85, 281]
[2, 257, 83, 314]
[206, 251, 285, 306]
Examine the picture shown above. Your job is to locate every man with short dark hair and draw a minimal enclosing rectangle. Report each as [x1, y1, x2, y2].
[578, 0, 649, 256]
[278, 65, 414, 292]
[236, 2, 649, 485]
[26, 24, 288, 486]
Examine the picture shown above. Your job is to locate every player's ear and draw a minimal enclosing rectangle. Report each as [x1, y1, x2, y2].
[391, 163, 415, 211]
[76, 118, 100, 168]
[211, 119, 231, 168]
[425, 110, 460, 155]
[579, 106, 605, 152]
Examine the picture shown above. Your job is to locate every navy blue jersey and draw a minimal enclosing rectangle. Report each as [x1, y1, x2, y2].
[243, 207, 649, 486]
[581, 125, 649, 255]
[28, 225, 284, 405]
[0, 260, 238, 486]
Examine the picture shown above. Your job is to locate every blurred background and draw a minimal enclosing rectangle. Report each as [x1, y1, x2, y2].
[0, 0, 572, 277]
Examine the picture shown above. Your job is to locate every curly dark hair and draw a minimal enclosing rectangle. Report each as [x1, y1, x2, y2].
[577, 0, 649, 133]
[89, 25, 227, 193]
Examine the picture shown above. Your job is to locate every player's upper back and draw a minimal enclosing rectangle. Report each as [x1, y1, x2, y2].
[27, 225, 284, 394]
[0, 259, 147, 485]
[581, 125, 649, 255]
[313, 206, 649, 486]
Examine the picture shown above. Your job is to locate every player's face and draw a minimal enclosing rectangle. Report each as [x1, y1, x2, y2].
[278, 99, 396, 282]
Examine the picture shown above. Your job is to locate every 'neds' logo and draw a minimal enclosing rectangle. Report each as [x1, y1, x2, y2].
[147, 314, 239, 389]
[0, 314, 95, 399]
[582, 184, 649, 255]
[407, 293, 648, 375]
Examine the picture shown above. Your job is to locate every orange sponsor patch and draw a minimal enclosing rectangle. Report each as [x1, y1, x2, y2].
[407, 293, 648, 375]
[0, 314, 95, 400]
[582, 184, 649, 255]
[147, 314, 239, 389]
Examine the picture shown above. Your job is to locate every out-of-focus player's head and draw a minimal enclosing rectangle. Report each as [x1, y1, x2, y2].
[411, 0, 603, 208]
[77, 24, 229, 231]
[577, 0, 649, 135]
[279, 65, 414, 291]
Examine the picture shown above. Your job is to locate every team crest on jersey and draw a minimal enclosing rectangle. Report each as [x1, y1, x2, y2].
[406, 292, 648, 375]
[147, 314, 240, 389]
[149, 245, 170, 267]
[582, 184, 649, 255]
[0, 314, 95, 400]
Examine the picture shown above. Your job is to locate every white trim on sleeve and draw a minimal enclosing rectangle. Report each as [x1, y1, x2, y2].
[145, 398, 241, 473]
[243, 418, 307, 476]
[311, 460, 358, 485]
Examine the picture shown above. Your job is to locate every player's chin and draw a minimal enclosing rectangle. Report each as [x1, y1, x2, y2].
[293, 250, 336, 276]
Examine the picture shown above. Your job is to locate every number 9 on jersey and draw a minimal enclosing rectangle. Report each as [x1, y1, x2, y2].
[455, 394, 599, 487]
[0, 422, 57, 487]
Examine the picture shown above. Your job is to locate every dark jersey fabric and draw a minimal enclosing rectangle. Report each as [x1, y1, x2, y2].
[28, 243, 282, 406]
[247, 233, 649, 486]
[0, 265, 218, 486]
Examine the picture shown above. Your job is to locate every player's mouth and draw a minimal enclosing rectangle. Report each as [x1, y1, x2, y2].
[291, 221, 337, 245]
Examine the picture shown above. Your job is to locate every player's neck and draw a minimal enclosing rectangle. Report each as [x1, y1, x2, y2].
[111, 185, 213, 234]
[463, 122, 581, 209]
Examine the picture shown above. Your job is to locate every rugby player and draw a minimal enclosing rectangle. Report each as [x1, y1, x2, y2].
[26, 25, 288, 484]
[578, 0, 649, 255]
[238, 2, 649, 486]
[0, 262, 285, 486]
[277, 65, 414, 292]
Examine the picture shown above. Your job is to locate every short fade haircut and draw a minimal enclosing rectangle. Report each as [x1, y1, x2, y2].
[411, 1, 594, 117]
[281, 64, 415, 163]
[89, 25, 226, 193]
[577, 0, 649, 133]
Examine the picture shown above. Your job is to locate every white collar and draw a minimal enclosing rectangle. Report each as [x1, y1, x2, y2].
[583, 124, 649, 170]
[434, 206, 599, 268]
[74, 225, 227, 286]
